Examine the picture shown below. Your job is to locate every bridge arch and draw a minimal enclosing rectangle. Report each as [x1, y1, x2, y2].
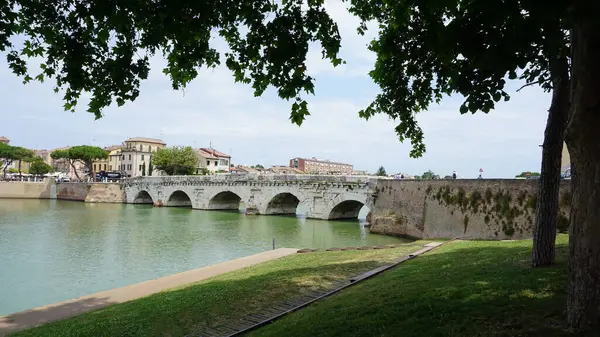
[328, 199, 366, 220]
[208, 191, 242, 211]
[264, 192, 301, 215]
[166, 190, 192, 207]
[133, 190, 154, 204]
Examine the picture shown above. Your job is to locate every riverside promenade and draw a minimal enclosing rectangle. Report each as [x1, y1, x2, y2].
[0, 248, 297, 336]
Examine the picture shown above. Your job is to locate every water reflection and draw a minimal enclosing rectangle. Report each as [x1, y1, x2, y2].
[0, 199, 409, 316]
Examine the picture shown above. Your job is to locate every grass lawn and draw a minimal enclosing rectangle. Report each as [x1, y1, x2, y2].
[247, 235, 587, 337]
[11, 242, 427, 337]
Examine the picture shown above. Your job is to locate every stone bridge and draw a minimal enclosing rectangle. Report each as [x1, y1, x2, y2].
[122, 175, 378, 220]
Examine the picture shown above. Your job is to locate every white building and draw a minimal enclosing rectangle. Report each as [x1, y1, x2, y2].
[196, 148, 231, 174]
[120, 137, 166, 177]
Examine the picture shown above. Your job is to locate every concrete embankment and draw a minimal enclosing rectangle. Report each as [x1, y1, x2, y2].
[0, 180, 55, 199]
[0, 181, 126, 203]
[0, 248, 298, 336]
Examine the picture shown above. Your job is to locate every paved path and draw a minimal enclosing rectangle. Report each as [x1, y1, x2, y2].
[0, 248, 297, 336]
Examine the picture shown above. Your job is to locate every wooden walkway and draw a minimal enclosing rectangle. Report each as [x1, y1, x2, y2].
[190, 242, 446, 337]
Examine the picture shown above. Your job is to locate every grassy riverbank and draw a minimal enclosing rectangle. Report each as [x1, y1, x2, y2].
[12, 242, 427, 337]
[249, 235, 577, 337]
[13, 236, 580, 337]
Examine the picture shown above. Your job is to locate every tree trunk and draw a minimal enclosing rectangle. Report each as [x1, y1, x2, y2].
[532, 57, 570, 267]
[69, 160, 81, 181]
[566, 4, 600, 329]
[18, 159, 22, 178]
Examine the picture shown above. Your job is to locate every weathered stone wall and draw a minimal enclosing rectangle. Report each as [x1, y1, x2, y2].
[56, 183, 89, 201]
[56, 183, 125, 203]
[85, 183, 126, 203]
[369, 179, 571, 240]
[0, 180, 55, 199]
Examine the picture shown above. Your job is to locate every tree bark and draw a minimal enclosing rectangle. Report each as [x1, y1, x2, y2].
[69, 160, 81, 181]
[567, 3, 600, 329]
[532, 57, 570, 267]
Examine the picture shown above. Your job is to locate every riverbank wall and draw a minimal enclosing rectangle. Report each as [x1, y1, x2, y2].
[56, 183, 126, 203]
[369, 179, 571, 240]
[0, 180, 55, 199]
[0, 181, 125, 203]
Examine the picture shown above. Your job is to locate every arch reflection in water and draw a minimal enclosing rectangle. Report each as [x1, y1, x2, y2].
[0, 199, 410, 316]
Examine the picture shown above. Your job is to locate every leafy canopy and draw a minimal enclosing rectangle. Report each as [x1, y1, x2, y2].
[348, 0, 569, 157]
[29, 160, 53, 175]
[375, 165, 387, 176]
[421, 170, 439, 180]
[516, 171, 541, 178]
[1, 0, 342, 125]
[51, 146, 108, 163]
[0, 143, 15, 161]
[12, 146, 35, 161]
[152, 146, 199, 175]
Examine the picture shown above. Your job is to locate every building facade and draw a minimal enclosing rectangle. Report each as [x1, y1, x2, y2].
[120, 137, 166, 177]
[561, 142, 570, 173]
[196, 148, 231, 174]
[0, 136, 9, 144]
[289, 157, 353, 175]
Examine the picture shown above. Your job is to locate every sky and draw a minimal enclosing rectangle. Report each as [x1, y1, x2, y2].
[0, 3, 551, 178]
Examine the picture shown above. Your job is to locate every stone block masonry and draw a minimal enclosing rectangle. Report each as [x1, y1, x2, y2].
[369, 179, 571, 240]
[56, 183, 126, 203]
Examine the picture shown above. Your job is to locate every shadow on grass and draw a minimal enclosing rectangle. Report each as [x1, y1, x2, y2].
[0, 296, 116, 336]
[245, 241, 600, 337]
[9, 256, 398, 337]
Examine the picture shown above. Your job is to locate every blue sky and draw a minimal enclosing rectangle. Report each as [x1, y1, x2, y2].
[0, 2, 550, 178]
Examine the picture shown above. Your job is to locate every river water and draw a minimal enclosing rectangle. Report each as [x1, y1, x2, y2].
[0, 199, 408, 316]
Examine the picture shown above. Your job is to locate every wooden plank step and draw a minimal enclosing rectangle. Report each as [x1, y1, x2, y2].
[349, 265, 392, 282]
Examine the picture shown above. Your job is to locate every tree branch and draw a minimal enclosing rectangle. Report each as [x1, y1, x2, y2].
[516, 80, 542, 92]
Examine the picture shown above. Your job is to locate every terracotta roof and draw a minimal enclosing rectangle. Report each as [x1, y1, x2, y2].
[0, 136, 9, 142]
[231, 166, 259, 173]
[125, 137, 166, 145]
[198, 148, 230, 158]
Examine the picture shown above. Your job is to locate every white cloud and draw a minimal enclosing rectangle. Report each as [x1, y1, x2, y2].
[0, 5, 551, 178]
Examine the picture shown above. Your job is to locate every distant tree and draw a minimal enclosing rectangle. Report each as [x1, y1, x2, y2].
[29, 159, 53, 175]
[375, 166, 387, 176]
[8, 167, 18, 174]
[215, 169, 228, 173]
[141, 162, 146, 176]
[516, 171, 541, 178]
[148, 159, 154, 176]
[413, 175, 422, 180]
[421, 170, 439, 180]
[51, 146, 108, 181]
[12, 146, 35, 176]
[0, 143, 16, 178]
[251, 164, 265, 170]
[197, 168, 210, 176]
[152, 146, 199, 176]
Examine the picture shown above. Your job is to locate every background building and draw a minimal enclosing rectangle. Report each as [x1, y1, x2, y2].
[196, 148, 231, 173]
[267, 166, 304, 174]
[561, 142, 570, 173]
[92, 145, 120, 175]
[120, 137, 166, 177]
[289, 157, 353, 175]
[0, 136, 9, 144]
